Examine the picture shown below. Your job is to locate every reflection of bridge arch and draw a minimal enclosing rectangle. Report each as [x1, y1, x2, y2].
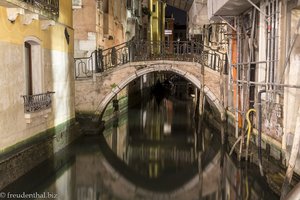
[75, 60, 225, 120]
[97, 127, 222, 200]
[98, 152, 221, 200]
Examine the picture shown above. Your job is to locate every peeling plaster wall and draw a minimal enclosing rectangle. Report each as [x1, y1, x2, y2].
[73, 0, 127, 58]
[0, 5, 75, 152]
[284, 9, 300, 147]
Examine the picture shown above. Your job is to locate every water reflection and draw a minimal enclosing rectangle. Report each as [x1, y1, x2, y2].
[104, 96, 196, 180]
[3, 94, 279, 200]
[99, 93, 278, 199]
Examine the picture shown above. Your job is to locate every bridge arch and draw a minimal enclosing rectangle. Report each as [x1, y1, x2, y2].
[84, 61, 225, 120]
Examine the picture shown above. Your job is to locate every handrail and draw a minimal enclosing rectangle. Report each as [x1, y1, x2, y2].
[74, 39, 227, 79]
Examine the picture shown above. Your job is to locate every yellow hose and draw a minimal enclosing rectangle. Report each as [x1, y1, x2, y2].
[246, 108, 256, 161]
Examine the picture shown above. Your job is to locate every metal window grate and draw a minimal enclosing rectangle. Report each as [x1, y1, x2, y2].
[21, 91, 55, 113]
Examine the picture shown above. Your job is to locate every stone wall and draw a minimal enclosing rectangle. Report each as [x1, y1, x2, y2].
[0, 119, 81, 190]
[74, 61, 225, 120]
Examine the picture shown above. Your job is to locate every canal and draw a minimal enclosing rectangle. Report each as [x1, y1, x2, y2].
[3, 78, 279, 200]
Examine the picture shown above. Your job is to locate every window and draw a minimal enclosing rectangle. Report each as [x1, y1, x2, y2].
[127, 0, 132, 9]
[72, 0, 82, 9]
[22, 38, 55, 118]
[24, 38, 43, 95]
[24, 42, 33, 95]
[114, 0, 117, 18]
[103, 0, 109, 35]
[152, 4, 156, 12]
[103, 0, 109, 14]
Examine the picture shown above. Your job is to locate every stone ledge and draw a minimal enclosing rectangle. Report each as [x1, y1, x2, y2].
[24, 108, 52, 124]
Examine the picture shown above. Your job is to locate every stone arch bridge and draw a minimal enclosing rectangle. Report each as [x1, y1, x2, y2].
[74, 40, 226, 120]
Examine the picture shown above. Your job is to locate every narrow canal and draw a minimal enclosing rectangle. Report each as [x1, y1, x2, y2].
[3, 76, 279, 199]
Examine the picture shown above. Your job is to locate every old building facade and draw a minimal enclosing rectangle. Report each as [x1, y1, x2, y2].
[73, 0, 143, 58]
[198, 0, 300, 175]
[0, 0, 78, 188]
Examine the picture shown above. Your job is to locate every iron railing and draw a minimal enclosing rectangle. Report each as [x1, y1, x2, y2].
[22, 0, 59, 17]
[74, 39, 226, 79]
[21, 91, 55, 113]
[202, 50, 226, 72]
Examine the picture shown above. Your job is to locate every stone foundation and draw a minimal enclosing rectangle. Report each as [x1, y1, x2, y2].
[0, 119, 81, 190]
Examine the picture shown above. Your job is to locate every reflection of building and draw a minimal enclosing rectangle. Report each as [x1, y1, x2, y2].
[128, 145, 195, 178]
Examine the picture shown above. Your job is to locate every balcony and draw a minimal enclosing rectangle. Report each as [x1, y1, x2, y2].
[21, 92, 55, 113]
[0, 0, 59, 19]
[21, 92, 55, 123]
[207, 0, 260, 20]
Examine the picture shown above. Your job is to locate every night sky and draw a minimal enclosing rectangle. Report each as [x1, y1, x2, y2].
[166, 5, 187, 25]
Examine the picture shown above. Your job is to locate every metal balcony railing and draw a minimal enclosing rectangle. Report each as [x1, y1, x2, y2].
[21, 91, 55, 113]
[22, 0, 59, 17]
[74, 39, 227, 79]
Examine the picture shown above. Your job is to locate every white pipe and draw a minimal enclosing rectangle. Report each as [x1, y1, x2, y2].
[246, 0, 269, 18]
[218, 16, 237, 32]
[235, 80, 300, 89]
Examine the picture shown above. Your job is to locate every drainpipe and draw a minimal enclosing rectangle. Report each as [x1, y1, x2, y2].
[257, 89, 266, 176]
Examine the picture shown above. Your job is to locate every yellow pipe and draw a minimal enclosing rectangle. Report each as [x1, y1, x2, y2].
[246, 108, 256, 161]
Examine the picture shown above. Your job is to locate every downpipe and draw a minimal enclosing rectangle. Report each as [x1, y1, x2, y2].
[257, 89, 266, 176]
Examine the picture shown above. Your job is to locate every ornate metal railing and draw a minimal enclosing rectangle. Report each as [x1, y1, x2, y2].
[74, 39, 226, 79]
[21, 91, 55, 113]
[22, 0, 59, 17]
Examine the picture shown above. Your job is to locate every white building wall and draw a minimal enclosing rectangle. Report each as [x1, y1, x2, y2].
[188, 0, 209, 36]
[0, 41, 75, 151]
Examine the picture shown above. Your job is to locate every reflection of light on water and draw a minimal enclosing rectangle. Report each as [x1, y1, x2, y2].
[163, 123, 171, 135]
[143, 74, 147, 83]
[143, 110, 147, 129]
[163, 98, 173, 135]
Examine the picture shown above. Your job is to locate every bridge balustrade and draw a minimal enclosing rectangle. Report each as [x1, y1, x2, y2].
[74, 39, 227, 79]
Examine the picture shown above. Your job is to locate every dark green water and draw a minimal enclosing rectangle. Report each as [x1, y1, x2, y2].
[3, 93, 279, 200]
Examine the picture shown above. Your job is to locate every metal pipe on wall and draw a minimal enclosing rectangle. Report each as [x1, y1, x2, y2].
[235, 80, 300, 89]
[257, 89, 266, 176]
[237, 17, 244, 160]
[269, 0, 275, 88]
